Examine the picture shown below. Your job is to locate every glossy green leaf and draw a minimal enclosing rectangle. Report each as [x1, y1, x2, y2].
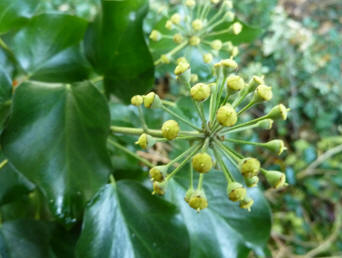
[2, 81, 112, 224]
[166, 169, 271, 258]
[85, 0, 154, 102]
[8, 13, 89, 82]
[0, 0, 39, 35]
[76, 180, 190, 258]
[0, 68, 12, 129]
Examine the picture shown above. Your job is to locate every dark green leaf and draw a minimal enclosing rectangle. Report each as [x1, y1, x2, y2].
[0, 68, 12, 129]
[2, 81, 112, 224]
[8, 13, 89, 82]
[76, 180, 190, 258]
[0, 0, 39, 35]
[85, 0, 154, 102]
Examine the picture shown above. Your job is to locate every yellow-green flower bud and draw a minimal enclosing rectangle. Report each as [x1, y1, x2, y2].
[216, 59, 238, 69]
[253, 84, 273, 102]
[211, 40, 223, 51]
[211, 0, 220, 4]
[264, 170, 286, 189]
[203, 53, 213, 64]
[231, 46, 239, 57]
[245, 176, 259, 188]
[135, 133, 156, 149]
[184, 188, 195, 203]
[190, 83, 211, 102]
[143, 92, 162, 108]
[173, 33, 183, 44]
[256, 119, 273, 129]
[232, 22, 242, 35]
[192, 19, 203, 31]
[192, 152, 213, 173]
[239, 196, 254, 211]
[130, 95, 143, 106]
[188, 189, 208, 212]
[263, 140, 286, 155]
[177, 57, 188, 64]
[189, 36, 200, 46]
[227, 182, 246, 202]
[171, 13, 181, 24]
[247, 75, 264, 93]
[191, 74, 199, 83]
[174, 61, 190, 75]
[161, 54, 171, 64]
[267, 104, 290, 120]
[161, 120, 180, 140]
[149, 30, 161, 41]
[239, 157, 260, 178]
[226, 74, 245, 91]
[224, 0, 233, 9]
[185, 0, 196, 8]
[149, 165, 168, 182]
[165, 20, 173, 30]
[152, 181, 167, 195]
[216, 104, 238, 127]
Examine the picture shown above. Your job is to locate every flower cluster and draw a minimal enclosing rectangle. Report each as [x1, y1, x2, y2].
[112, 56, 289, 213]
[149, 0, 241, 69]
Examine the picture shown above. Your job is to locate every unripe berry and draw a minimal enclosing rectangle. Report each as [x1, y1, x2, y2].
[161, 120, 180, 140]
[184, 188, 195, 203]
[188, 189, 208, 212]
[226, 74, 245, 91]
[239, 196, 254, 211]
[189, 36, 200, 46]
[185, 0, 196, 8]
[239, 158, 260, 178]
[192, 152, 213, 173]
[245, 176, 259, 188]
[165, 20, 173, 30]
[174, 61, 190, 75]
[171, 13, 181, 24]
[149, 166, 167, 182]
[267, 104, 290, 120]
[264, 170, 286, 189]
[143, 92, 162, 108]
[264, 139, 286, 155]
[177, 57, 188, 64]
[173, 33, 183, 44]
[191, 83, 211, 102]
[152, 181, 167, 195]
[149, 30, 161, 41]
[215, 58, 238, 70]
[135, 133, 148, 149]
[192, 19, 203, 31]
[161, 54, 171, 64]
[227, 182, 246, 202]
[203, 53, 213, 64]
[254, 84, 273, 102]
[232, 22, 242, 35]
[231, 46, 239, 57]
[211, 40, 223, 51]
[130, 95, 143, 106]
[216, 104, 237, 127]
[191, 74, 199, 83]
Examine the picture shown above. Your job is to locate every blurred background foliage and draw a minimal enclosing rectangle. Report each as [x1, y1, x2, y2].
[6, 0, 342, 257]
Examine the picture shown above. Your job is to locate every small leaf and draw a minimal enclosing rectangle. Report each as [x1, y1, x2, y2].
[0, 0, 39, 35]
[76, 180, 190, 258]
[2, 81, 112, 224]
[85, 0, 154, 102]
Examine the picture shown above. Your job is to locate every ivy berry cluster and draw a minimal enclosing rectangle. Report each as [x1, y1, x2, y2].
[111, 57, 289, 212]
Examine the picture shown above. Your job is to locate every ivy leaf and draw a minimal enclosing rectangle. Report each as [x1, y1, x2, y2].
[2, 81, 112, 224]
[85, 0, 154, 102]
[76, 180, 190, 258]
[0, 0, 39, 35]
[0, 68, 12, 130]
[7, 13, 90, 82]
[166, 169, 271, 257]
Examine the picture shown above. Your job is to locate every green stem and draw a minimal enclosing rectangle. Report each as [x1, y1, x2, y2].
[0, 159, 8, 169]
[110, 126, 203, 137]
[154, 41, 188, 65]
[167, 142, 201, 168]
[212, 145, 234, 182]
[225, 138, 263, 147]
[214, 138, 241, 163]
[219, 116, 267, 134]
[161, 100, 176, 107]
[108, 139, 154, 167]
[219, 123, 263, 135]
[162, 105, 202, 131]
[205, 27, 233, 37]
[138, 106, 148, 131]
[189, 163, 194, 189]
[197, 174, 204, 189]
[238, 100, 256, 115]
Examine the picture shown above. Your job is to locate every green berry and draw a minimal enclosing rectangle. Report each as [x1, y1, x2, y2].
[227, 182, 247, 202]
[161, 120, 180, 140]
[188, 189, 208, 212]
[239, 158, 260, 178]
[190, 83, 211, 102]
[216, 104, 237, 127]
[192, 152, 213, 173]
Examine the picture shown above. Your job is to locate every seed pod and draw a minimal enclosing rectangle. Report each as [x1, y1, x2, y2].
[130, 95, 143, 106]
[227, 182, 247, 202]
[171, 13, 181, 24]
[263, 139, 286, 155]
[232, 22, 242, 35]
[190, 83, 211, 102]
[211, 40, 223, 51]
[152, 181, 167, 195]
[189, 36, 200, 46]
[192, 19, 203, 31]
[256, 119, 274, 129]
[188, 189, 208, 212]
[226, 74, 245, 91]
[173, 33, 183, 44]
[267, 104, 290, 120]
[216, 104, 238, 127]
[174, 61, 190, 75]
[149, 30, 161, 41]
[192, 152, 213, 173]
[253, 84, 273, 102]
[239, 158, 260, 178]
[239, 196, 254, 211]
[143, 92, 162, 108]
[264, 170, 286, 189]
[161, 120, 180, 140]
[245, 176, 259, 188]
[149, 166, 168, 182]
[203, 53, 213, 64]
